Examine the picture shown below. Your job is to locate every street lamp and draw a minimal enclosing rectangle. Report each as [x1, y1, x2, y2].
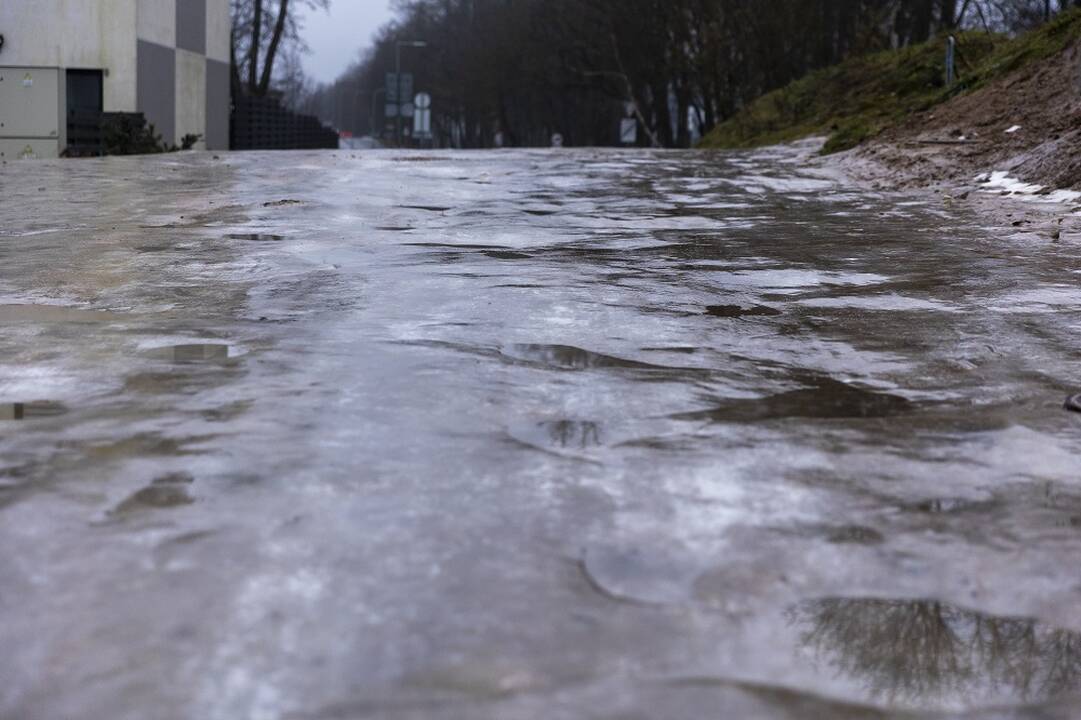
[396, 40, 427, 147]
[371, 87, 385, 141]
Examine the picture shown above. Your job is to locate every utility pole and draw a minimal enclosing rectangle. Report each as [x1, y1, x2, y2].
[395, 40, 427, 147]
[371, 87, 385, 140]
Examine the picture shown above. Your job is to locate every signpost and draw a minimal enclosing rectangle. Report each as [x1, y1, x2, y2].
[385, 73, 414, 103]
[394, 40, 427, 146]
[945, 36, 956, 87]
[413, 92, 432, 141]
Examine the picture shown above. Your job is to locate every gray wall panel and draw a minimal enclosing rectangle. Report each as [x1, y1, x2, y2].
[177, 0, 207, 55]
[137, 40, 176, 145]
[205, 58, 230, 150]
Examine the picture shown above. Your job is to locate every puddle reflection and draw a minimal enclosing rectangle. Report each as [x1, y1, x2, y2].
[793, 597, 1081, 706]
[1, 402, 68, 421]
[148, 344, 233, 363]
[542, 420, 602, 449]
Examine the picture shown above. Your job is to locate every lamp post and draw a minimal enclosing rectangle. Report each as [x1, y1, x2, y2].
[395, 40, 427, 147]
[371, 87, 385, 141]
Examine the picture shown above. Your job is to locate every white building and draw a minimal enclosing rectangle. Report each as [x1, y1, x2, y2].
[0, 0, 230, 159]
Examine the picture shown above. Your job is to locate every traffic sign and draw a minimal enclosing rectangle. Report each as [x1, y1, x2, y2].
[385, 73, 414, 103]
[414, 111, 431, 137]
[413, 93, 432, 139]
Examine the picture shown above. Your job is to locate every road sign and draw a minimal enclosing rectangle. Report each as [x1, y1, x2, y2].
[385, 73, 414, 104]
[414, 112, 431, 137]
[385, 104, 398, 118]
[401, 103, 415, 119]
[620, 118, 637, 145]
[413, 93, 432, 139]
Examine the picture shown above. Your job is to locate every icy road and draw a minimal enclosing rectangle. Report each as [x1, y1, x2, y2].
[3, 145, 1081, 719]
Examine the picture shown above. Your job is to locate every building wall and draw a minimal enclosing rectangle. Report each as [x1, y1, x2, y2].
[135, 0, 230, 149]
[0, 0, 230, 155]
[0, 0, 138, 116]
[175, 49, 206, 145]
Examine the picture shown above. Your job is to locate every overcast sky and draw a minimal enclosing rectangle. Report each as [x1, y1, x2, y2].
[298, 1, 398, 85]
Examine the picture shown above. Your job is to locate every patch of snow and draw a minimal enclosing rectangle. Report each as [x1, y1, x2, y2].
[1005, 125, 1022, 134]
[978, 170, 1081, 204]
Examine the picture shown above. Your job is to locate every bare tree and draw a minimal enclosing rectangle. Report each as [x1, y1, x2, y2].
[231, 0, 329, 97]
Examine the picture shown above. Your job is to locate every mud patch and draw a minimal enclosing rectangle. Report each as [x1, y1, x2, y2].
[110, 484, 194, 517]
[675, 377, 913, 422]
[705, 304, 783, 318]
[826, 525, 885, 545]
[399, 205, 452, 213]
[482, 250, 533, 260]
[226, 233, 284, 242]
[503, 344, 670, 371]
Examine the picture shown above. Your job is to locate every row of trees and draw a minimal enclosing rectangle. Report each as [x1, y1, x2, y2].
[291, 0, 1079, 148]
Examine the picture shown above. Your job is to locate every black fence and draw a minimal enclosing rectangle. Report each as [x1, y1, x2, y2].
[65, 110, 106, 157]
[231, 94, 339, 151]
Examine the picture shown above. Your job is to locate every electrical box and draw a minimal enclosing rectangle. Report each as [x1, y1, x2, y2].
[0, 67, 61, 158]
[0, 138, 60, 160]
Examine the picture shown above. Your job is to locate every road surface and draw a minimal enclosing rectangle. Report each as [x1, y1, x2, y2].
[2, 144, 1081, 719]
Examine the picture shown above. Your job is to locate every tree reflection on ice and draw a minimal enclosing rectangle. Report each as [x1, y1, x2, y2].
[543, 420, 601, 449]
[793, 598, 1081, 706]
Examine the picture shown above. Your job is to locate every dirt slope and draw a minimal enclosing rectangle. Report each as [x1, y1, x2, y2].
[854, 38, 1081, 191]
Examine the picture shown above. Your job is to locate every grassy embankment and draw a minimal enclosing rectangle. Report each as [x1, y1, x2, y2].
[700, 9, 1081, 154]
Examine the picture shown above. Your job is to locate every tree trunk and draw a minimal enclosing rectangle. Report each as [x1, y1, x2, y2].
[939, 0, 958, 29]
[230, 29, 242, 96]
[258, 0, 290, 96]
[248, 0, 262, 93]
[651, 81, 674, 147]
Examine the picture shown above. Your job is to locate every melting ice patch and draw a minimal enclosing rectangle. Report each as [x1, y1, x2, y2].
[976, 171, 1081, 204]
[722, 268, 888, 291]
[797, 294, 958, 312]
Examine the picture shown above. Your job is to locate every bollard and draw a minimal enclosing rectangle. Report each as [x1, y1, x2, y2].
[946, 36, 957, 88]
